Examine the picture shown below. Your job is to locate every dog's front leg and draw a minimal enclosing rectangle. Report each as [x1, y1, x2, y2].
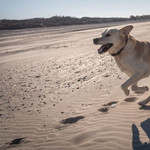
[121, 73, 144, 96]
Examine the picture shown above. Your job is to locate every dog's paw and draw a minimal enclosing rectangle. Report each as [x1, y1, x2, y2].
[138, 85, 149, 91]
[121, 85, 130, 96]
[143, 86, 149, 91]
[124, 89, 130, 96]
[132, 85, 149, 92]
[137, 101, 146, 107]
[138, 96, 150, 106]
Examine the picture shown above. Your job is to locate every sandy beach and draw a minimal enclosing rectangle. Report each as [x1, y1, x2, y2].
[0, 21, 150, 150]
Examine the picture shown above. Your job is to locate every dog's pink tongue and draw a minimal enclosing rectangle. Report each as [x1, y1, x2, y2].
[98, 45, 106, 53]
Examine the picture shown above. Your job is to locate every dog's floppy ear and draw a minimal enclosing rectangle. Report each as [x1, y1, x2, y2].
[120, 25, 133, 36]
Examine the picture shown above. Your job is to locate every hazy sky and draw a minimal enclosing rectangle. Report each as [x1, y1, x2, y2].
[0, 0, 150, 20]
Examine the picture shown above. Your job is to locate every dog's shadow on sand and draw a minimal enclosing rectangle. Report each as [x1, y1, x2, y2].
[132, 118, 150, 150]
[139, 106, 150, 110]
[134, 91, 146, 95]
[124, 97, 137, 102]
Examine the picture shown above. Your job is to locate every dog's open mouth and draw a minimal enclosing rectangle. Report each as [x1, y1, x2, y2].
[98, 43, 113, 54]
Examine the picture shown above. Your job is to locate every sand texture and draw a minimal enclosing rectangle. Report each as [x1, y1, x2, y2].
[0, 21, 150, 150]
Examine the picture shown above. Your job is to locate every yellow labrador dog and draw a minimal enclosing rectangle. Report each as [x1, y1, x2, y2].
[93, 25, 150, 106]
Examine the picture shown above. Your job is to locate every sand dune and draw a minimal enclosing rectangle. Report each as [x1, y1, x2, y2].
[0, 21, 150, 150]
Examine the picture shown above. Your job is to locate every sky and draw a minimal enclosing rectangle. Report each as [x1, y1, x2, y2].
[0, 0, 150, 20]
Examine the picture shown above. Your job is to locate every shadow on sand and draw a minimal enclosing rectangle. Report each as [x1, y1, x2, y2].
[124, 97, 137, 102]
[132, 118, 150, 150]
[139, 106, 150, 110]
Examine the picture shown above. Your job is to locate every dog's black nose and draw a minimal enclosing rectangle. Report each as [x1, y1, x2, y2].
[93, 38, 99, 44]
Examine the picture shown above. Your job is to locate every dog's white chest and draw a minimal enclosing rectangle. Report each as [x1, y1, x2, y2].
[115, 57, 133, 77]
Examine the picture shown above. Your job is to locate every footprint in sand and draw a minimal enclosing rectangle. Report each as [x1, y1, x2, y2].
[61, 116, 85, 124]
[98, 101, 119, 112]
[6, 137, 26, 145]
[103, 101, 118, 106]
[98, 107, 109, 112]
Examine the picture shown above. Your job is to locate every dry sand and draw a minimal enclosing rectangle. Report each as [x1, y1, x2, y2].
[0, 21, 150, 150]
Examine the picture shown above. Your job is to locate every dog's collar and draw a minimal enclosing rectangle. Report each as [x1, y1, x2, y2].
[111, 39, 128, 57]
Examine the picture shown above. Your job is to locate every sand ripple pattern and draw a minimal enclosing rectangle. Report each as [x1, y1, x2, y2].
[0, 22, 150, 150]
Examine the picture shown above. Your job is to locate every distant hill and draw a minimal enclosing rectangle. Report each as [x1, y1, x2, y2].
[0, 15, 150, 30]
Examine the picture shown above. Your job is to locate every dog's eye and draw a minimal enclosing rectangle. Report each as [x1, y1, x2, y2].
[105, 34, 111, 37]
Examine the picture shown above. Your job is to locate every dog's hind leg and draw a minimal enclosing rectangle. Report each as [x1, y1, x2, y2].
[131, 82, 149, 92]
[138, 96, 150, 106]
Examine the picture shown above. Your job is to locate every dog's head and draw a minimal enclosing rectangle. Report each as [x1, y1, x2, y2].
[93, 25, 133, 55]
